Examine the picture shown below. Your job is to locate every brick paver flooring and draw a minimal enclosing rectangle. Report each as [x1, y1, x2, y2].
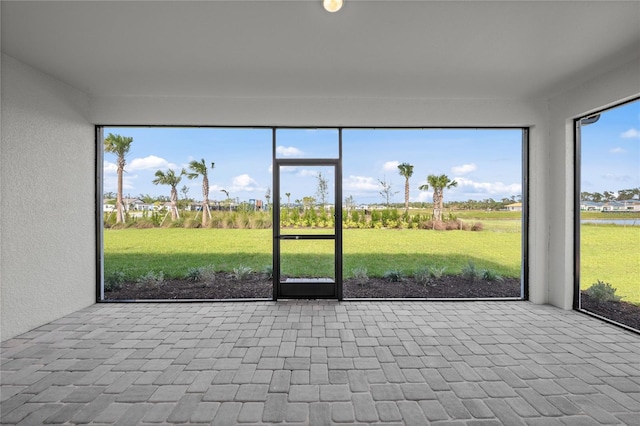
[1, 301, 638, 425]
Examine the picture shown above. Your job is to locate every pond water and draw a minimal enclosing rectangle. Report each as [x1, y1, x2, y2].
[581, 219, 640, 226]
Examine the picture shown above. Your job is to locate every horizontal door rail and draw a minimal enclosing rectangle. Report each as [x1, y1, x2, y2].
[277, 234, 335, 240]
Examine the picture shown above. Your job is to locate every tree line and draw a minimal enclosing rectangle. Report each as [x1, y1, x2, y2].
[580, 188, 640, 202]
[105, 133, 522, 227]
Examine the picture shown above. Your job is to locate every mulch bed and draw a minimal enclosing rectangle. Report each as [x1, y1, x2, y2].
[580, 293, 640, 331]
[104, 273, 640, 331]
[105, 272, 521, 300]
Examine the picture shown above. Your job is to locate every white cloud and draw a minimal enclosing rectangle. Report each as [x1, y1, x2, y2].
[610, 147, 627, 154]
[415, 191, 433, 202]
[230, 174, 260, 192]
[621, 128, 640, 139]
[297, 169, 321, 177]
[343, 175, 379, 192]
[128, 155, 177, 171]
[104, 161, 118, 174]
[451, 163, 477, 175]
[382, 161, 400, 172]
[601, 173, 634, 183]
[276, 145, 303, 157]
[454, 177, 521, 196]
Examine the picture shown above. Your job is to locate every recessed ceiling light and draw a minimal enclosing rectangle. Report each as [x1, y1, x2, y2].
[323, 0, 343, 13]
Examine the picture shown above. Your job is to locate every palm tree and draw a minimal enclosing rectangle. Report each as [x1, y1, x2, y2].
[418, 174, 458, 222]
[104, 133, 133, 223]
[397, 163, 414, 215]
[186, 159, 214, 227]
[152, 168, 186, 221]
[285, 192, 291, 209]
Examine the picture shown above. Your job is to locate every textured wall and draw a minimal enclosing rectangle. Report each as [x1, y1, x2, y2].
[546, 57, 640, 310]
[1, 54, 94, 341]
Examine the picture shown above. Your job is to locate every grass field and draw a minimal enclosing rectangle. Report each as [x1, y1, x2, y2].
[579, 224, 640, 304]
[103, 221, 639, 303]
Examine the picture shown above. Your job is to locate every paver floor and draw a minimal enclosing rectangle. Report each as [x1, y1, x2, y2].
[1, 301, 639, 425]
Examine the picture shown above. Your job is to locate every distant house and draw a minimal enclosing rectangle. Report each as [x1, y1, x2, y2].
[580, 201, 603, 211]
[602, 200, 640, 212]
[506, 202, 522, 212]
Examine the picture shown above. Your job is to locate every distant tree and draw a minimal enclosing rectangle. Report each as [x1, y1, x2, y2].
[285, 192, 291, 209]
[397, 163, 414, 215]
[419, 174, 458, 222]
[617, 188, 639, 201]
[104, 191, 116, 199]
[152, 168, 186, 221]
[345, 195, 356, 212]
[302, 196, 316, 210]
[104, 133, 133, 223]
[265, 187, 271, 211]
[316, 172, 329, 208]
[378, 176, 399, 207]
[580, 192, 592, 202]
[603, 191, 616, 202]
[186, 159, 214, 226]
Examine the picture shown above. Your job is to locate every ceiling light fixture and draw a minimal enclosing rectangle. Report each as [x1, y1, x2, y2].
[323, 0, 343, 13]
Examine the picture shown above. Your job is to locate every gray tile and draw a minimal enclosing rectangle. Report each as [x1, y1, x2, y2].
[2, 301, 638, 426]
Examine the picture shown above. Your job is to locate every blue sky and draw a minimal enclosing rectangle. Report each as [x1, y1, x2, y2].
[104, 100, 638, 204]
[580, 99, 640, 195]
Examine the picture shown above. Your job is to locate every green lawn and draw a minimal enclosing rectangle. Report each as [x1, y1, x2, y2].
[104, 223, 639, 304]
[104, 225, 521, 279]
[580, 224, 640, 304]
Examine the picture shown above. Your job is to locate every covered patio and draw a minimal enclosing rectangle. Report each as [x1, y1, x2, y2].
[2, 301, 638, 424]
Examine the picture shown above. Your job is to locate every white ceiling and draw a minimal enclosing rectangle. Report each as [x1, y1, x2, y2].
[2, 1, 639, 100]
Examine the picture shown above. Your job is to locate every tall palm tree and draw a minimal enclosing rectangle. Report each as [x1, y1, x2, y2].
[418, 174, 458, 222]
[152, 168, 186, 221]
[285, 192, 291, 209]
[186, 159, 214, 227]
[104, 133, 133, 223]
[397, 163, 414, 215]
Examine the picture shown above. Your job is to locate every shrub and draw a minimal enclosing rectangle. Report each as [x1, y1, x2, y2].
[461, 261, 480, 281]
[351, 266, 369, 286]
[429, 266, 447, 279]
[414, 266, 432, 286]
[185, 267, 202, 282]
[105, 270, 126, 291]
[232, 265, 253, 281]
[433, 221, 447, 231]
[137, 271, 164, 287]
[383, 269, 405, 282]
[471, 222, 484, 231]
[263, 265, 273, 280]
[199, 265, 217, 282]
[585, 280, 622, 303]
[481, 269, 503, 282]
[419, 220, 434, 230]
[183, 218, 201, 228]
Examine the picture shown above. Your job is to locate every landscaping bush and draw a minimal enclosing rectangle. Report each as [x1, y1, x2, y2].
[414, 266, 432, 286]
[481, 268, 503, 282]
[232, 265, 253, 281]
[351, 266, 369, 286]
[471, 222, 484, 231]
[461, 261, 480, 281]
[105, 270, 126, 291]
[585, 280, 622, 303]
[383, 269, 405, 282]
[137, 271, 164, 287]
[185, 267, 202, 282]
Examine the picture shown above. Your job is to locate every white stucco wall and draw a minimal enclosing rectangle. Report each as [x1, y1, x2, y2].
[546, 57, 640, 309]
[1, 54, 95, 341]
